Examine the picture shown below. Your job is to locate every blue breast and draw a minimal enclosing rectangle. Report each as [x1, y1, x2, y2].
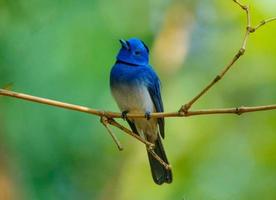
[110, 63, 147, 87]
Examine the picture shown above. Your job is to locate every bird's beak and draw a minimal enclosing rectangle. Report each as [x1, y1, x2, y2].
[119, 39, 130, 50]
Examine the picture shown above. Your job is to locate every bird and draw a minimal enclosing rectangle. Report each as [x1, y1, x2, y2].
[110, 38, 172, 184]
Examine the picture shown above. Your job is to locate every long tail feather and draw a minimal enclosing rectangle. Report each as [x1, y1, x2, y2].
[147, 135, 172, 184]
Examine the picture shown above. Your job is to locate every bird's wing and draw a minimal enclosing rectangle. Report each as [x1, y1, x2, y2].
[147, 71, 165, 139]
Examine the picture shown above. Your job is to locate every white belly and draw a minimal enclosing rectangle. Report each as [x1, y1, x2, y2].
[112, 84, 154, 113]
[111, 84, 158, 141]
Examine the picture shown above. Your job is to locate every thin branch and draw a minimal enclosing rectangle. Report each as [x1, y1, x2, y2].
[179, 0, 272, 113]
[147, 147, 171, 170]
[105, 117, 174, 169]
[106, 118, 155, 148]
[252, 17, 276, 32]
[185, 105, 276, 116]
[0, 88, 119, 117]
[101, 116, 123, 151]
[233, 0, 244, 9]
[1, 89, 276, 118]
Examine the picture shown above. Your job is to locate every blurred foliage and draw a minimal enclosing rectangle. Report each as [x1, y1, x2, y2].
[0, 0, 276, 199]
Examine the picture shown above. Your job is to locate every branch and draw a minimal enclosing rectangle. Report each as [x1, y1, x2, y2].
[1, 89, 276, 118]
[180, 0, 276, 113]
[105, 117, 155, 148]
[0, 88, 155, 148]
[100, 116, 124, 151]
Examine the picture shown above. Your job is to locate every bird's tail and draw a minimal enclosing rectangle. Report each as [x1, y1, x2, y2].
[147, 135, 172, 185]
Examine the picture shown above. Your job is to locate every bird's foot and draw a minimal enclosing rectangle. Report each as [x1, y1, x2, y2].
[145, 111, 151, 120]
[121, 110, 129, 121]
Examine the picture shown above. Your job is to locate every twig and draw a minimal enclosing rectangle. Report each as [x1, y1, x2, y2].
[252, 17, 276, 32]
[0, 88, 119, 117]
[100, 116, 123, 151]
[106, 118, 155, 148]
[179, 0, 274, 113]
[147, 147, 171, 170]
[184, 105, 276, 116]
[102, 118, 171, 170]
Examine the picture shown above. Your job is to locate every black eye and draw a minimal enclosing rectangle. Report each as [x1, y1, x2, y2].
[134, 51, 141, 55]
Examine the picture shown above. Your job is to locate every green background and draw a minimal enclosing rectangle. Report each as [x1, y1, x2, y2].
[0, 0, 276, 199]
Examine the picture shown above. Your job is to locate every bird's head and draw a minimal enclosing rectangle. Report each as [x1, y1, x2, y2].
[116, 38, 149, 66]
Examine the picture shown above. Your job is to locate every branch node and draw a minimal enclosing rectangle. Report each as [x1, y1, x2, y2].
[214, 75, 221, 83]
[247, 26, 255, 33]
[236, 48, 245, 58]
[178, 110, 185, 116]
[235, 107, 243, 115]
[179, 104, 190, 116]
[260, 20, 266, 26]
[242, 5, 249, 11]
[233, 0, 248, 11]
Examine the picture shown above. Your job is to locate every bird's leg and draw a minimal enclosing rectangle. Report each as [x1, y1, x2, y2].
[145, 111, 151, 120]
[121, 110, 129, 120]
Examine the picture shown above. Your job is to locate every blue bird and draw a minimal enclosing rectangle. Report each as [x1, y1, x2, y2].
[110, 38, 172, 184]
